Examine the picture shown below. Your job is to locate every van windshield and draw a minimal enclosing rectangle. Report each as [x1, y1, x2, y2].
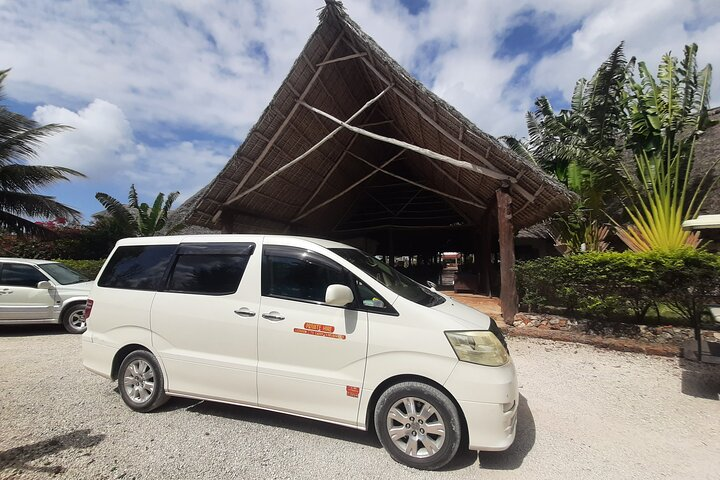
[330, 248, 445, 307]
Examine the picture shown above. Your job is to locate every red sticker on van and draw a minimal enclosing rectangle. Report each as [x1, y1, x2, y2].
[346, 386, 360, 398]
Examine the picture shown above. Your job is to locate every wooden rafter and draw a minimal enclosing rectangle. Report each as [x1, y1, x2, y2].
[341, 38, 539, 204]
[346, 151, 485, 210]
[356, 119, 393, 128]
[293, 129, 362, 218]
[422, 157, 487, 207]
[222, 84, 393, 207]
[292, 149, 406, 223]
[212, 33, 345, 224]
[316, 52, 367, 67]
[300, 100, 513, 182]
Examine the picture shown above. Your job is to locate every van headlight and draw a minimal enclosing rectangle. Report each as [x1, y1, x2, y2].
[445, 331, 509, 366]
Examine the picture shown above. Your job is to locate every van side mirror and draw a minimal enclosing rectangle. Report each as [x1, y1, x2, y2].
[37, 281, 53, 289]
[426, 281, 437, 291]
[325, 284, 354, 307]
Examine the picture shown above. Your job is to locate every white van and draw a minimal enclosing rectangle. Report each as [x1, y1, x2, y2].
[82, 235, 517, 470]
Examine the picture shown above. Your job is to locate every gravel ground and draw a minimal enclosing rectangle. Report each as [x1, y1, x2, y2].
[1, 325, 719, 480]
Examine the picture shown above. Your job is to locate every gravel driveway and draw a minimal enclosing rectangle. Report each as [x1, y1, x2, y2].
[1, 325, 719, 479]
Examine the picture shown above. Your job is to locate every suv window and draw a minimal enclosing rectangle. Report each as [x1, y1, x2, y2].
[0, 263, 48, 287]
[98, 245, 176, 291]
[262, 246, 349, 304]
[167, 254, 250, 295]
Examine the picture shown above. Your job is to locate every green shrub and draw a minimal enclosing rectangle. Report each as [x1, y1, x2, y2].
[54, 259, 105, 279]
[516, 249, 720, 324]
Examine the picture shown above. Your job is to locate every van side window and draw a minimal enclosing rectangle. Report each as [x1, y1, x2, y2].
[262, 246, 349, 304]
[0, 263, 48, 287]
[98, 245, 176, 291]
[354, 278, 397, 315]
[167, 254, 249, 295]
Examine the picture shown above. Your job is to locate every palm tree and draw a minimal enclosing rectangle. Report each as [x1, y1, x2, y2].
[95, 184, 180, 236]
[501, 44, 632, 252]
[0, 69, 84, 236]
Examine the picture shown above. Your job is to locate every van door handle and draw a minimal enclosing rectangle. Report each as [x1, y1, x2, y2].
[234, 307, 256, 317]
[261, 311, 285, 321]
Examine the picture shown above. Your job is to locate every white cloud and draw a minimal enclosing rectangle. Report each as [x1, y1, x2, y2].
[32, 100, 137, 175]
[2, 0, 719, 221]
[530, 0, 720, 110]
[31, 99, 233, 207]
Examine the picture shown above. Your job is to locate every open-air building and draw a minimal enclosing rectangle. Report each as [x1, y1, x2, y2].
[178, 1, 574, 322]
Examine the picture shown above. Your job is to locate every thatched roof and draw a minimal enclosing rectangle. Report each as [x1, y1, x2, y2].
[697, 106, 720, 215]
[183, 1, 574, 236]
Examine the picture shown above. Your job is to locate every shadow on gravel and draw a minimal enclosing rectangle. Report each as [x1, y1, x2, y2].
[184, 400, 383, 448]
[0, 324, 66, 337]
[679, 358, 720, 400]
[0, 429, 105, 476]
[476, 395, 535, 471]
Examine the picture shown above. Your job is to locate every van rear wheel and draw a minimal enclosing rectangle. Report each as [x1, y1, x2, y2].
[374, 382, 461, 470]
[118, 350, 169, 412]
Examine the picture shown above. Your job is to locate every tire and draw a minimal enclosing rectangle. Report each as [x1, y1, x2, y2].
[118, 350, 169, 412]
[61, 303, 87, 334]
[374, 381, 462, 470]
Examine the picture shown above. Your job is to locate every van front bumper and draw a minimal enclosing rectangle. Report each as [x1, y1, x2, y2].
[443, 358, 519, 451]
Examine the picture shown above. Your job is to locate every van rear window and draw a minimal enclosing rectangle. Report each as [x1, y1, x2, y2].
[98, 245, 176, 291]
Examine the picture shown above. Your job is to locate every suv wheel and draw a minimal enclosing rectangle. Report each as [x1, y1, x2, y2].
[118, 350, 169, 412]
[374, 381, 462, 470]
[61, 303, 87, 334]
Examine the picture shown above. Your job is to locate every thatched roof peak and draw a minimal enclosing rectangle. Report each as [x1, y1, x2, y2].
[181, 1, 574, 235]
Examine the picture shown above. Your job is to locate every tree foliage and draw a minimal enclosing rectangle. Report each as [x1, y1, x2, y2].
[95, 184, 180, 237]
[0, 69, 85, 236]
[503, 43, 716, 253]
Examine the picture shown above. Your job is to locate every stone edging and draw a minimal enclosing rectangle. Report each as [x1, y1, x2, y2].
[505, 327, 681, 357]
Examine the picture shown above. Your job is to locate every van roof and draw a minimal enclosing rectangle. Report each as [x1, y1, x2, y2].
[114, 235, 356, 251]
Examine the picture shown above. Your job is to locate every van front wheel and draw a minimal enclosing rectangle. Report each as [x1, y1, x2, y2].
[118, 350, 169, 412]
[374, 382, 462, 470]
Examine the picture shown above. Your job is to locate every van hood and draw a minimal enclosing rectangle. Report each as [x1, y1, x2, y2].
[430, 294, 492, 330]
[56, 281, 94, 294]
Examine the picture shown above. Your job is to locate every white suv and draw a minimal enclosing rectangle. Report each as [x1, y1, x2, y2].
[0, 258, 93, 333]
[82, 235, 518, 470]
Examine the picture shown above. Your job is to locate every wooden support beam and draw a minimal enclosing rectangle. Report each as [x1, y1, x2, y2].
[300, 101, 514, 182]
[316, 52, 368, 67]
[293, 131, 362, 219]
[223, 84, 392, 207]
[356, 119, 394, 128]
[424, 157, 487, 207]
[349, 49, 504, 175]
[292, 149, 406, 222]
[342, 40, 538, 205]
[496, 186, 518, 324]
[212, 33, 345, 224]
[348, 151, 486, 209]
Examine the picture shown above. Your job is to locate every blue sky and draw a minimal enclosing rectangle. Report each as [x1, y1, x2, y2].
[1, 0, 719, 223]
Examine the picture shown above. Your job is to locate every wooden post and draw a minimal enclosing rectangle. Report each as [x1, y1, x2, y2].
[496, 186, 518, 324]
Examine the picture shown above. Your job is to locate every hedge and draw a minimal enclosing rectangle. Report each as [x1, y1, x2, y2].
[515, 249, 720, 324]
[55, 259, 105, 279]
